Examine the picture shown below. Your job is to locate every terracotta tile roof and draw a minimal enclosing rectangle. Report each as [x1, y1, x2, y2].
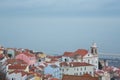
[22, 52, 35, 57]
[46, 61, 57, 64]
[50, 78, 59, 80]
[21, 71, 28, 76]
[0, 48, 4, 50]
[26, 72, 35, 76]
[115, 69, 120, 73]
[60, 62, 69, 66]
[82, 73, 94, 77]
[6, 59, 27, 65]
[44, 74, 52, 79]
[54, 55, 62, 58]
[63, 52, 74, 57]
[9, 70, 19, 74]
[60, 62, 93, 67]
[74, 49, 88, 57]
[103, 66, 114, 72]
[29, 66, 38, 72]
[9, 70, 37, 77]
[62, 74, 99, 80]
[8, 64, 27, 70]
[63, 49, 88, 58]
[95, 70, 104, 74]
[48, 55, 62, 59]
[50, 57, 59, 62]
[39, 65, 45, 69]
[43, 63, 48, 67]
[50, 64, 58, 68]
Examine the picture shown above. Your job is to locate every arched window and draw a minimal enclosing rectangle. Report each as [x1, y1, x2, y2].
[65, 58, 67, 62]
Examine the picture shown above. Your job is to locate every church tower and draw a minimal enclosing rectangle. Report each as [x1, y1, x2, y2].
[91, 43, 98, 55]
[91, 43, 98, 70]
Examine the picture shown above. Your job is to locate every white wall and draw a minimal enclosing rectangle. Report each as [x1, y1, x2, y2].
[60, 65, 94, 78]
[83, 53, 98, 70]
[61, 53, 99, 70]
[62, 56, 73, 62]
[7, 72, 27, 80]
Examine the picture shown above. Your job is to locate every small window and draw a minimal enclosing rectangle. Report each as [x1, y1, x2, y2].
[90, 72, 92, 75]
[74, 68, 76, 70]
[80, 72, 82, 75]
[77, 68, 79, 71]
[88, 60, 90, 63]
[12, 78, 15, 80]
[76, 73, 78, 75]
[84, 67, 86, 70]
[62, 69, 64, 72]
[66, 68, 69, 71]
[81, 68, 82, 71]
[83, 72, 85, 75]
[65, 59, 67, 62]
[38, 59, 41, 62]
[60, 73, 62, 75]
[96, 61, 98, 63]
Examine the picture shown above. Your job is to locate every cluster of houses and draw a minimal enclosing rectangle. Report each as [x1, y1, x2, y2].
[0, 43, 119, 80]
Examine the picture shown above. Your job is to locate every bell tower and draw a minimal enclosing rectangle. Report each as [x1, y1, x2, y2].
[91, 43, 97, 55]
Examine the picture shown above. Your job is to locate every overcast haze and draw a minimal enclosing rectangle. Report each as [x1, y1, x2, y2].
[0, 0, 120, 55]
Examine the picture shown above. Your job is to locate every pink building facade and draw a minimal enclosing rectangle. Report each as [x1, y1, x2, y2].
[16, 52, 36, 66]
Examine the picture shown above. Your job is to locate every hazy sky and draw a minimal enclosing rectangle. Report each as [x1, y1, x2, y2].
[0, 0, 120, 55]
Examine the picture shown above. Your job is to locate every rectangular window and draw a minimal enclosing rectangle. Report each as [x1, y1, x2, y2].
[81, 68, 82, 71]
[96, 61, 98, 63]
[74, 68, 76, 70]
[66, 68, 69, 71]
[83, 72, 85, 75]
[62, 69, 64, 72]
[89, 72, 92, 75]
[77, 68, 79, 71]
[80, 72, 81, 75]
[76, 73, 78, 75]
[84, 67, 86, 70]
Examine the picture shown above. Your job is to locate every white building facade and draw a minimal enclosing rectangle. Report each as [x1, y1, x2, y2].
[6, 72, 27, 80]
[60, 62, 94, 78]
[61, 43, 99, 70]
